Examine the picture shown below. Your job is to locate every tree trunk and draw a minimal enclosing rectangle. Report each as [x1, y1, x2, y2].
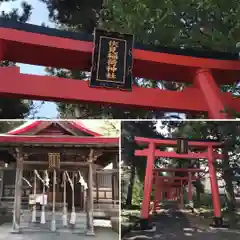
[194, 180, 202, 208]
[222, 144, 236, 222]
[125, 166, 136, 208]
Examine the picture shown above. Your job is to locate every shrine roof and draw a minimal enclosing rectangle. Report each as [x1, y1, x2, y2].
[0, 135, 118, 147]
[0, 120, 119, 147]
[7, 120, 102, 136]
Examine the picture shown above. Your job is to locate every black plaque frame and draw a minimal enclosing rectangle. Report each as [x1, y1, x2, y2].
[89, 29, 134, 91]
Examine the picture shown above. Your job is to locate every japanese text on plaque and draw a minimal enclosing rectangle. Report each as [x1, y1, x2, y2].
[106, 40, 119, 80]
[48, 153, 60, 169]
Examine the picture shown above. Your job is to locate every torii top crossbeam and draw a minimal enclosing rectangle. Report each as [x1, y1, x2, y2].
[0, 18, 239, 118]
[135, 136, 224, 148]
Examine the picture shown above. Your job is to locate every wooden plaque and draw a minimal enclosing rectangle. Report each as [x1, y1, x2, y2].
[176, 138, 188, 154]
[90, 29, 134, 91]
[48, 153, 60, 169]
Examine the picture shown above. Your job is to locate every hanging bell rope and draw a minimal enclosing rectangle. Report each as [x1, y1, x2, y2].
[40, 170, 48, 224]
[78, 171, 88, 190]
[34, 170, 44, 183]
[66, 171, 76, 225]
[31, 171, 37, 223]
[22, 176, 32, 188]
[65, 171, 73, 190]
[62, 171, 68, 227]
[44, 170, 50, 188]
[51, 169, 57, 232]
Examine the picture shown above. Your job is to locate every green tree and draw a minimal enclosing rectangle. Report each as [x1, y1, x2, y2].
[0, 1, 33, 119]
[0, 120, 25, 133]
[41, 0, 240, 117]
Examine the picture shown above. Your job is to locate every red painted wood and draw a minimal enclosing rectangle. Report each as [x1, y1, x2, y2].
[135, 149, 223, 159]
[141, 142, 155, 219]
[70, 122, 102, 136]
[154, 176, 199, 180]
[180, 180, 184, 206]
[1, 27, 240, 84]
[37, 124, 73, 136]
[0, 28, 238, 118]
[194, 69, 229, 119]
[207, 146, 222, 218]
[0, 135, 118, 145]
[153, 178, 162, 213]
[0, 67, 209, 114]
[156, 182, 185, 187]
[0, 67, 239, 115]
[188, 172, 193, 201]
[7, 120, 102, 137]
[153, 168, 203, 172]
[7, 121, 41, 135]
[0, 28, 92, 71]
[34, 122, 73, 136]
[135, 136, 224, 148]
[136, 136, 223, 219]
[175, 188, 178, 201]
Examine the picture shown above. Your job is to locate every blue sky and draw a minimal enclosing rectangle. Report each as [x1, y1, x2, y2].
[0, 0, 58, 119]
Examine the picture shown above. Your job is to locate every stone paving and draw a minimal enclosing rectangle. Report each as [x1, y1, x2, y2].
[0, 222, 118, 240]
[122, 204, 240, 240]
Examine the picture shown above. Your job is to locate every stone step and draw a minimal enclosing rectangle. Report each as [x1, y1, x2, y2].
[20, 219, 87, 231]
[20, 222, 87, 229]
[21, 215, 87, 224]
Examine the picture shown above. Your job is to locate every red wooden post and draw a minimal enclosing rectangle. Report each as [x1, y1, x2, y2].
[176, 187, 179, 200]
[166, 187, 169, 200]
[207, 146, 223, 227]
[188, 172, 193, 202]
[0, 42, 4, 61]
[175, 187, 178, 200]
[162, 183, 165, 201]
[171, 188, 174, 200]
[169, 188, 172, 200]
[160, 187, 163, 203]
[141, 142, 155, 223]
[194, 69, 229, 119]
[154, 178, 163, 212]
[153, 174, 158, 213]
[180, 180, 184, 207]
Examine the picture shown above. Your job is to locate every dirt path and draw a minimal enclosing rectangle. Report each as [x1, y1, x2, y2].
[122, 204, 240, 240]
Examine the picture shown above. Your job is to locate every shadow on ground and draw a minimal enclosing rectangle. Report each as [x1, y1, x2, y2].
[122, 204, 240, 240]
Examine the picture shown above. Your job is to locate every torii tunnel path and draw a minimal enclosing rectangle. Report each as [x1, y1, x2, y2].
[122, 203, 240, 240]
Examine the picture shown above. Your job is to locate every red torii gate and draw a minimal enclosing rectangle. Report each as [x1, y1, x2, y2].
[152, 168, 204, 213]
[135, 136, 225, 229]
[0, 19, 239, 118]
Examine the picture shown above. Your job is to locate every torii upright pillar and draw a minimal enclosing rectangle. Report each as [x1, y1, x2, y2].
[195, 69, 229, 119]
[188, 172, 193, 207]
[140, 142, 155, 229]
[207, 146, 226, 227]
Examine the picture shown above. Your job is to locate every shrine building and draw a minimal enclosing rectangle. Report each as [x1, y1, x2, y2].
[0, 120, 119, 235]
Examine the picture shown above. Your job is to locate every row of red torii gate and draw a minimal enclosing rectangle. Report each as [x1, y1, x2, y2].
[134, 136, 227, 229]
